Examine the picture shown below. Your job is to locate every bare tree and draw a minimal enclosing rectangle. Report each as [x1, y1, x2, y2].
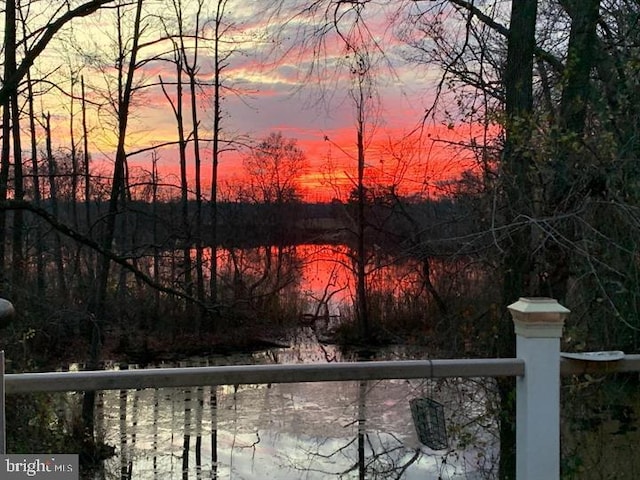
[0, 0, 115, 297]
[2, 0, 20, 295]
[181, 0, 207, 328]
[209, 0, 236, 320]
[83, 0, 146, 442]
[242, 132, 308, 205]
[159, 15, 194, 323]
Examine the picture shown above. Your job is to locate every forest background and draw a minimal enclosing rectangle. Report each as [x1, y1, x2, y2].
[1, 1, 640, 478]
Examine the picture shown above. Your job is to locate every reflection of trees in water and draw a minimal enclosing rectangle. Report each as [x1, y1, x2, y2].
[118, 368, 140, 480]
[216, 245, 304, 324]
[358, 380, 366, 480]
[94, 361, 499, 479]
[141, 242, 485, 340]
[152, 388, 159, 479]
[286, 431, 421, 479]
[434, 377, 499, 479]
[271, 377, 498, 479]
[94, 371, 640, 479]
[182, 387, 191, 480]
[210, 387, 218, 480]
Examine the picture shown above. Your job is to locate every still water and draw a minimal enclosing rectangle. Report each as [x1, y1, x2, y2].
[78, 241, 640, 478]
[211, 243, 471, 318]
[89, 338, 498, 479]
[84, 244, 495, 478]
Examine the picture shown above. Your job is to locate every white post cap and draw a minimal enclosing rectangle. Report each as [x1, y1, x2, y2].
[508, 297, 570, 338]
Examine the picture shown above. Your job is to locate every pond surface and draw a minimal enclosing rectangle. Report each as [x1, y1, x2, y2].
[89, 334, 498, 479]
[70, 330, 640, 479]
[211, 243, 474, 319]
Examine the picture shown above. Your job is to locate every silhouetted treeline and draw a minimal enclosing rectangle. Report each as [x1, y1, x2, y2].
[6, 197, 473, 251]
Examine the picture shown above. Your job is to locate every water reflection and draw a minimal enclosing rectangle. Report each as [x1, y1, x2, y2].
[91, 350, 497, 479]
[89, 243, 494, 478]
[210, 243, 459, 317]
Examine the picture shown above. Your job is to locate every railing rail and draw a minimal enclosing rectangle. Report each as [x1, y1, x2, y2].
[5, 355, 640, 395]
[561, 355, 640, 375]
[5, 358, 525, 393]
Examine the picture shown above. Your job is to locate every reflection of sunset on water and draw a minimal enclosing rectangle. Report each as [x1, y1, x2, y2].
[296, 244, 354, 316]
[204, 244, 445, 319]
[96, 366, 497, 479]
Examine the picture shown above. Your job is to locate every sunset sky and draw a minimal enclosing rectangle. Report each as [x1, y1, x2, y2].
[38, 1, 488, 202]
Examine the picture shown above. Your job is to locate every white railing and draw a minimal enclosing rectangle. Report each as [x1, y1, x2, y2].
[2, 297, 638, 479]
[4, 358, 523, 393]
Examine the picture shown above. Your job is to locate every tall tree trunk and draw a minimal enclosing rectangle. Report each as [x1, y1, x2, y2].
[83, 0, 145, 442]
[352, 57, 371, 341]
[209, 1, 229, 327]
[210, 82, 220, 315]
[93, 0, 142, 346]
[151, 152, 160, 329]
[356, 117, 368, 339]
[10, 86, 24, 299]
[0, 0, 17, 295]
[544, 0, 601, 302]
[502, 0, 538, 307]
[0, 98, 10, 293]
[496, 0, 538, 480]
[176, 68, 192, 322]
[26, 80, 45, 294]
[177, 69, 192, 325]
[44, 113, 68, 297]
[81, 75, 95, 280]
[499, 2, 538, 479]
[189, 77, 205, 332]
[182, 0, 206, 332]
[22, 13, 45, 296]
[160, 24, 191, 324]
[69, 74, 79, 230]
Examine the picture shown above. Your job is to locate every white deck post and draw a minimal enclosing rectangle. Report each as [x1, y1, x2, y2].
[508, 297, 569, 480]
